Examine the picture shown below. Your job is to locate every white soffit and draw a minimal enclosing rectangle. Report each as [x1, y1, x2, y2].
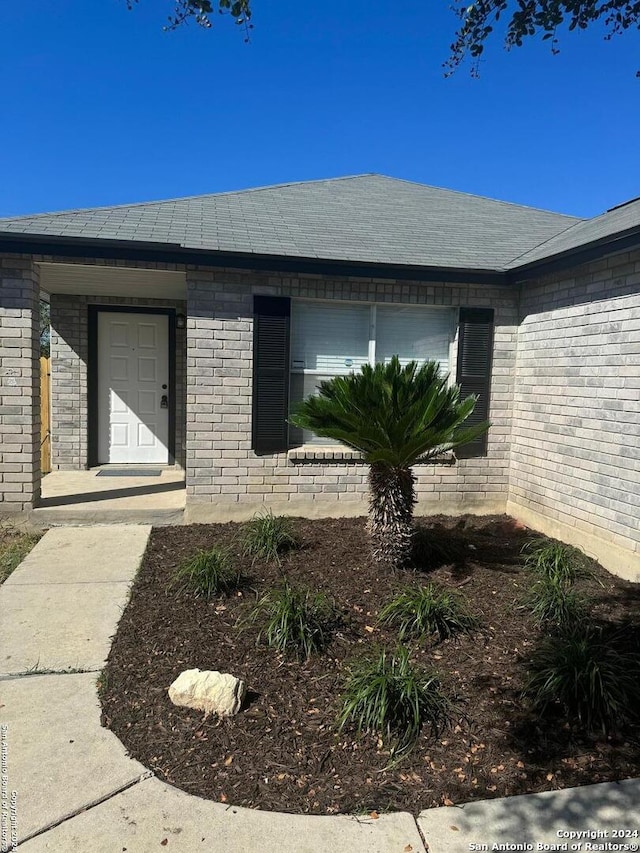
[38, 263, 187, 300]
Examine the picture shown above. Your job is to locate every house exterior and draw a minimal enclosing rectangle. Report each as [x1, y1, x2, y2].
[0, 175, 638, 575]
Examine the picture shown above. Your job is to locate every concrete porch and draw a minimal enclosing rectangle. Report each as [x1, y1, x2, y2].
[31, 468, 185, 526]
[0, 255, 190, 519]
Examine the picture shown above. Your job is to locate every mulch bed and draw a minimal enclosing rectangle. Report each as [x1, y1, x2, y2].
[100, 515, 640, 815]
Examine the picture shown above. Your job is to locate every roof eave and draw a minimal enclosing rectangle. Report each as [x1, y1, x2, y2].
[508, 225, 640, 281]
[0, 231, 508, 286]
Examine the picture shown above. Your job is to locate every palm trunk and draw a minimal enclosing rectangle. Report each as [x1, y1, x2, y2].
[367, 462, 416, 569]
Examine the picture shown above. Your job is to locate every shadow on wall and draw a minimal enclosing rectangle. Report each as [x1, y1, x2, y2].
[518, 262, 639, 321]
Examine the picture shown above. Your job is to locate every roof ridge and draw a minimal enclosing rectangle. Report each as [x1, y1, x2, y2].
[0, 174, 379, 222]
[373, 173, 584, 222]
[1, 173, 585, 224]
[591, 195, 640, 220]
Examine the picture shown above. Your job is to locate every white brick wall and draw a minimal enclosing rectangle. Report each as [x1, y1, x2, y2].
[510, 251, 640, 556]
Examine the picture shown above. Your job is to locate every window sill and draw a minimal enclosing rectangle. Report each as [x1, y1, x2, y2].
[287, 446, 364, 463]
[287, 447, 456, 465]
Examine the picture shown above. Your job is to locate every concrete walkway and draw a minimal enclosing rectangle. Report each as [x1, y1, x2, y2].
[1, 526, 638, 852]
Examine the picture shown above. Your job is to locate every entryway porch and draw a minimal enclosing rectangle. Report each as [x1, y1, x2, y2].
[32, 467, 185, 526]
[0, 254, 190, 521]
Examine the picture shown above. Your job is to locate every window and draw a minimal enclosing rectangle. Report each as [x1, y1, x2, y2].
[252, 296, 493, 457]
[289, 300, 456, 445]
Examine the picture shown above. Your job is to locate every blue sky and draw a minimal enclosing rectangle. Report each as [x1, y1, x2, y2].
[1, 1, 639, 219]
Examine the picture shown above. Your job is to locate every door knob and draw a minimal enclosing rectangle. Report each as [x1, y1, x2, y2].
[160, 395, 169, 409]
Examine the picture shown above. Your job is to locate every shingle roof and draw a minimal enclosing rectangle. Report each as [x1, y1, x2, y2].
[505, 196, 640, 268]
[0, 174, 582, 272]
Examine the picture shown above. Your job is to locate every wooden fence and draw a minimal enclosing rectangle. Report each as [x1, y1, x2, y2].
[40, 356, 51, 475]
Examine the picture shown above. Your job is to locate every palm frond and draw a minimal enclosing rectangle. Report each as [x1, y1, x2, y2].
[289, 356, 490, 468]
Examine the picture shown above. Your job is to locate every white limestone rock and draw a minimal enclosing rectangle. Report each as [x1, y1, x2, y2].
[168, 669, 246, 717]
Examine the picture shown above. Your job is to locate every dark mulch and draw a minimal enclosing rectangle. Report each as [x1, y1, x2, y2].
[100, 515, 640, 815]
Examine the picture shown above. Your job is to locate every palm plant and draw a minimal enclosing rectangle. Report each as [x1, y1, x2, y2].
[289, 357, 489, 569]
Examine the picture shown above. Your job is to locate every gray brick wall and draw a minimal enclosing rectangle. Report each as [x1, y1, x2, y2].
[0, 255, 40, 510]
[51, 293, 187, 469]
[186, 268, 518, 512]
[510, 251, 640, 556]
[50, 296, 85, 469]
[3, 242, 637, 559]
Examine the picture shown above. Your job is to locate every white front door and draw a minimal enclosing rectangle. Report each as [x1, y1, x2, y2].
[97, 312, 170, 464]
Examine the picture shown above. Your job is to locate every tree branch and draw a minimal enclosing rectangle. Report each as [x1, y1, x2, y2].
[446, 0, 640, 75]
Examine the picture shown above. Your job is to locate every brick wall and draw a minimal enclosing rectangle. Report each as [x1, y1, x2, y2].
[50, 293, 187, 469]
[3, 244, 637, 557]
[186, 268, 518, 514]
[49, 296, 85, 469]
[0, 255, 40, 510]
[509, 251, 640, 560]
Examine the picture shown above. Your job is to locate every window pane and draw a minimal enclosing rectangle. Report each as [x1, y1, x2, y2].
[288, 373, 339, 446]
[291, 302, 369, 374]
[376, 306, 454, 375]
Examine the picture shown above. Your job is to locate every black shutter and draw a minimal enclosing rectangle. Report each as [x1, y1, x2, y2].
[455, 307, 494, 458]
[252, 295, 291, 454]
